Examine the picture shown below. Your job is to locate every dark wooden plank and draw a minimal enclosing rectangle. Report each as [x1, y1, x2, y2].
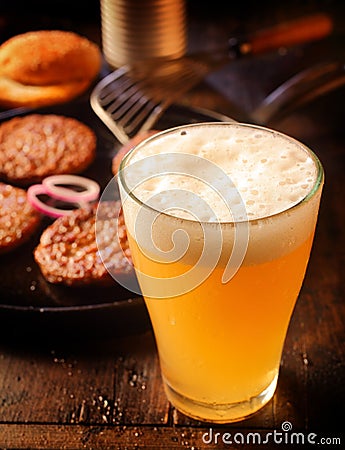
[0, 423, 343, 449]
[0, 331, 170, 426]
[113, 331, 171, 425]
[0, 342, 115, 424]
[297, 136, 345, 433]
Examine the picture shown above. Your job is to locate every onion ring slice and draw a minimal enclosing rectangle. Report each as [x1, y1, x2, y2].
[27, 184, 88, 218]
[42, 174, 100, 203]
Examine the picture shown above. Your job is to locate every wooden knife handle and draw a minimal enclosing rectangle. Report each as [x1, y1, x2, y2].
[229, 13, 333, 57]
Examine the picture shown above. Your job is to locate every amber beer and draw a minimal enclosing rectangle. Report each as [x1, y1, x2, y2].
[118, 122, 324, 423]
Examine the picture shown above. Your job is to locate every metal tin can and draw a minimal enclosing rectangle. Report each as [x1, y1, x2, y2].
[101, 0, 187, 68]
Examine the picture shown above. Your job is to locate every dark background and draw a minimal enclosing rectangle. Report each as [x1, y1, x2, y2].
[1, 0, 344, 45]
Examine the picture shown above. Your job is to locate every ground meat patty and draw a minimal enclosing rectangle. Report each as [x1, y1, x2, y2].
[0, 114, 96, 185]
[34, 201, 133, 286]
[0, 182, 41, 253]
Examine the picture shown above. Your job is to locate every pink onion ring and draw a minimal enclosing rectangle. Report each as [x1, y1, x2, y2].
[27, 184, 88, 218]
[42, 175, 100, 203]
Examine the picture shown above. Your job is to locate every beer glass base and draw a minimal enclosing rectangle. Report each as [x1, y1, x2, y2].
[163, 373, 278, 423]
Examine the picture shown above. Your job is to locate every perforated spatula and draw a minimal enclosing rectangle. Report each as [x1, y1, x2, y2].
[91, 13, 333, 144]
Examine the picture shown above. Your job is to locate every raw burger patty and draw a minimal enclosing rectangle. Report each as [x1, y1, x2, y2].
[34, 201, 133, 286]
[0, 182, 41, 253]
[0, 114, 96, 185]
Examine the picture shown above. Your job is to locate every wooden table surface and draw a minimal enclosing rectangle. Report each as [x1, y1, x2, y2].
[0, 1, 344, 448]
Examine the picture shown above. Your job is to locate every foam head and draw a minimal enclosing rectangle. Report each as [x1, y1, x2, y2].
[119, 122, 323, 271]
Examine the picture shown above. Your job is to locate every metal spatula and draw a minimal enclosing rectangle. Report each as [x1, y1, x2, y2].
[90, 58, 209, 144]
[91, 13, 333, 144]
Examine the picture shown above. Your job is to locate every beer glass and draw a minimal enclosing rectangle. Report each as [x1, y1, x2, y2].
[117, 122, 324, 423]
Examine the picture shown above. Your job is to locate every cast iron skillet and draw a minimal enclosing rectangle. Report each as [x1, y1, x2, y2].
[0, 97, 230, 342]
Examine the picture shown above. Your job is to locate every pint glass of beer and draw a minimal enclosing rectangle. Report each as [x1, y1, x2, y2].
[117, 122, 324, 423]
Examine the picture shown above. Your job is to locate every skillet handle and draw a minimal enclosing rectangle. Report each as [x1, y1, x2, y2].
[229, 13, 333, 57]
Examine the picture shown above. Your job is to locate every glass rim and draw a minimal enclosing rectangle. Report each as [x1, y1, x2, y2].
[118, 121, 324, 226]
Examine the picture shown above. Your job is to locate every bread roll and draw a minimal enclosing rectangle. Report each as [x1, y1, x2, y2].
[0, 77, 90, 109]
[0, 30, 102, 108]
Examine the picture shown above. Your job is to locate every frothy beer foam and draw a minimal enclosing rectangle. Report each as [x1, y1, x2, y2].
[120, 123, 322, 264]
[124, 123, 317, 221]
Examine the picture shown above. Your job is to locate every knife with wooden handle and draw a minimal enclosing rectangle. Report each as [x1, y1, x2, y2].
[228, 13, 333, 58]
